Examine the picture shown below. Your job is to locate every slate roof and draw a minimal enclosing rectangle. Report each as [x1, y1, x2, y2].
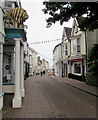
[76, 16, 85, 26]
[64, 27, 72, 38]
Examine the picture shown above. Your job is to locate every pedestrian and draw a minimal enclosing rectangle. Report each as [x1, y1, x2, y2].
[41, 70, 43, 76]
[43, 70, 45, 74]
[43, 70, 45, 76]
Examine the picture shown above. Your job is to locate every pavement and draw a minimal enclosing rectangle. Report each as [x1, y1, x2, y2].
[49, 75, 98, 97]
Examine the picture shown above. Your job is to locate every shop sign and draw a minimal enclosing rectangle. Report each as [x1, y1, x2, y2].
[5, 65, 10, 70]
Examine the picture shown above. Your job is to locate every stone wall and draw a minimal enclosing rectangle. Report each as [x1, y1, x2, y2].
[86, 72, 98, 87]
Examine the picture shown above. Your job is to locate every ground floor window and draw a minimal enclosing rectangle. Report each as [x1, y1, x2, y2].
[74, 62, 81, 74]
[3, 53, 12, 84]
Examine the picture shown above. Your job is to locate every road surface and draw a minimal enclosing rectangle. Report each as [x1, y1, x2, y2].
[3, 75, 96, 118]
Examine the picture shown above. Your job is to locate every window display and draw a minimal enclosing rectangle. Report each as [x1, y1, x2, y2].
[74, 62, 81, 74]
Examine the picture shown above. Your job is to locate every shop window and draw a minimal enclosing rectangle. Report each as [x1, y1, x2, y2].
[3, 54, 12, 84]
[74, 62, 81, 74]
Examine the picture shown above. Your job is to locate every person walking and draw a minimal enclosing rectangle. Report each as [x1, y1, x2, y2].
[40, 70, 43, 76]
[43, 70, 45, 76]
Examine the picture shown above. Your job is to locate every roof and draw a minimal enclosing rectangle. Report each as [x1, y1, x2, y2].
[76, 16, 85, 26]
[64, 27, 72, 38]
[53, 43, 62, 53]
[28, 47, 38, 54]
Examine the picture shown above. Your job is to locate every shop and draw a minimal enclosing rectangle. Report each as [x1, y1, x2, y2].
[3, 28, 26, 108]
[68, 58, 85, 81]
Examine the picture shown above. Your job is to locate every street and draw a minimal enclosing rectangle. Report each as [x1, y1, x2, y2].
[3, 75, 96, 118]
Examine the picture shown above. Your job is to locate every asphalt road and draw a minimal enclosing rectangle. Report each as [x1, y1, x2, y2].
[38, 75, 96, 118]
[3, 75, 96, 118]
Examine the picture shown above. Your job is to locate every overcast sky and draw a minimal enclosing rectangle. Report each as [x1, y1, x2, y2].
[21, 0, 73, 68]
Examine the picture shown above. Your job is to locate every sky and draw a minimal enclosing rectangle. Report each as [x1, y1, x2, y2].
[21, 0, 73, 68]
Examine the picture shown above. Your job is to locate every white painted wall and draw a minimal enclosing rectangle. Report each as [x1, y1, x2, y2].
[28, 47, 38, 75]
[53, 44, 62, 77]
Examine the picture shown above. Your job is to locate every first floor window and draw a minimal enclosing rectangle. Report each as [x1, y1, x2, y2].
[77, 38, 80, 53]
[64, 44, 68, 56]
[74, 62, 81, 74]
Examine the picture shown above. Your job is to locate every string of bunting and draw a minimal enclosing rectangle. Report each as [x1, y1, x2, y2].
[29, 38, 61, 44]
[28, 34, 80, 45]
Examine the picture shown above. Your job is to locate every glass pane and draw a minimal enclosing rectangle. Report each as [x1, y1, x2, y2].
[77, 45, 80, 52]
[77, 38, 80, 45]
[65, 50, 68, 56]
[74, 63, 81, 74]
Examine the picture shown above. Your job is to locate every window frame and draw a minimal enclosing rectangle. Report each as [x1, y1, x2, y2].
[76, 38, 80, 53]
[73, 62, 82, 75]
[64, 44, 68, 56]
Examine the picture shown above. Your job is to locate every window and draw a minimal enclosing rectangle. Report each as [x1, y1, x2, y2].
[64, 44, 68, 56]
[5, 2, 12, 8]
[73, 39, 76, 53]
[77, 38, 80, 52]
[74, 62, 81, 74]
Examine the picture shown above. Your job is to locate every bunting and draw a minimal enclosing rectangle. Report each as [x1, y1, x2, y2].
[28, 34, 80, 45]
[29, 38, 61, 44]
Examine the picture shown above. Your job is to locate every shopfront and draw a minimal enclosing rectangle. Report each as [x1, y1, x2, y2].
[68, 58, 85, 81]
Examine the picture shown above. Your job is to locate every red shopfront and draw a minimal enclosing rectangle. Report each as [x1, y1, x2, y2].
[68, 58, 85, 81]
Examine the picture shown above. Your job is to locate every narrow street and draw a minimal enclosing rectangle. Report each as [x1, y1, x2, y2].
[3, 75, 96, 118]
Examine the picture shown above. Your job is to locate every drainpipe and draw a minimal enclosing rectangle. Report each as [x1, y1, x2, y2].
[68, 38, 71, 57]
[61, 43, 63, 77]
[68, 38, 71, 77]
[85, 30, 88, 73]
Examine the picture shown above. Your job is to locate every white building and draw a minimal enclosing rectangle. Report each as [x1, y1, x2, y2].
[3, 0, 28, 108]
[61, 17, 98, 85]
[53, 43, 62, 77]
[67, 17, 86, 81]
[41, 59, 49, 72]
[0, 0, 5, 117]
[24, 42, 30, 79]
[28, 47, 38, 76]
[36, 56, 49, 75]
[62, 27, 72, 77]
[36, 56, 42, 75]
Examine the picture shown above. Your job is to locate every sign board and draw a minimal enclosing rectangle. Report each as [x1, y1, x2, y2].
[5, 65, 10, 70]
